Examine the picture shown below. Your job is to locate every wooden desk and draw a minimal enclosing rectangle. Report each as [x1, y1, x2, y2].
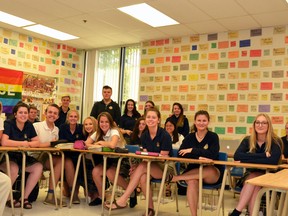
[213, 160, 279, 216]
[69, 149, 170, 216]
[246, 169, 288, 216]
[0, 147, 63, 215]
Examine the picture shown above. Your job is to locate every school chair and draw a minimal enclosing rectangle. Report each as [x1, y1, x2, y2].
[229, 167, 244, 198]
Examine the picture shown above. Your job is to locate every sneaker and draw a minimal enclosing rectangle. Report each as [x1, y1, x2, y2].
[44, 193, 67, 207]
[72, 193, 80, 204]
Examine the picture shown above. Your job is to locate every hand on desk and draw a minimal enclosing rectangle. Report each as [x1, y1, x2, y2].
[198, 157, 213, 162]
[178, 148, 192, 156]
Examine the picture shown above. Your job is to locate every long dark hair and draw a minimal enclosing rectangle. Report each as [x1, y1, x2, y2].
[131, 117, 146, 142]
[172, 102, 184, 128]
[165, 118, 179, 143]
[192, 110, 210, 132]
[124, 99, 141, 117]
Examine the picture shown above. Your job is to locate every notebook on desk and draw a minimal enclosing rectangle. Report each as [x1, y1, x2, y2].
[50, 139, 69, 147]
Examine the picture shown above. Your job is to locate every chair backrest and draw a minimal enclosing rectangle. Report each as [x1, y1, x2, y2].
[126, 144, 140, 153]
[172, 149, 181, 175]
[218, 152, 228, 161]
[217, 152, 228, 173]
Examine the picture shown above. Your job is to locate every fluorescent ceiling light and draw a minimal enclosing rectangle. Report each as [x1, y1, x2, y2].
[0, 11, 35, 27]
[24, 24, 79, 41]
[118, 3, 179, 27]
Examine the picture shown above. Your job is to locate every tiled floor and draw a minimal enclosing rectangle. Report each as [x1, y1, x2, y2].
[3, 185, 242, 216]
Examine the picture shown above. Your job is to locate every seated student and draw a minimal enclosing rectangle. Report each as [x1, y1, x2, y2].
[106, 108, 172, 216]
[229, 113, 282, 216]
[32, 103, 66, 206]
[0, 102, 43, 209]
[85, 112, 137, 207]
[28, 105, 40, 123]
[164, 118, 184, 149]
[119, 99, 141, 144]
[166, 102, 189, 137]
[281, 121, 288, 159]
[130, 117, 146, 145]
[81, 116, 100, 206]
[143, 100, 155, 116]
[0, 172, 11, 215]
[168, 110, 221, 216]
[59, 110, 85, 204]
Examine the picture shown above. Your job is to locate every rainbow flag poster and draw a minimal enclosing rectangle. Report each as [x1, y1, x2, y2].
[0, 68, 23, 114]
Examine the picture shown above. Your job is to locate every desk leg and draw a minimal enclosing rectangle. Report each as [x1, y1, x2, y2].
[155, 161, 168, 216]
[252, 188, 270, 216]
[268, 191, 277, 216]
[281, 192, 288, 216]
[146, 160, 151, 216]
[198, 165, 203, 216]
[60, 152, 64, 209]
[108, 157, 123, 216]
[5, 153, 15, 216]
[101, 156, 107, 216]
[216, 168, 228, 216]
[20, 152, 26, 216]
[69, 152, 84, 208]
[277, 192, 285, 216]
[82, 155, 88, 204]
[47, 152, 58, 210]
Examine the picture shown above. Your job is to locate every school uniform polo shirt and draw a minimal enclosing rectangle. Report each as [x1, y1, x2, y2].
[141, 127, 172, 156]
[58, 123, 84, 142]
[90, 100, 121, 125]
[3, 119, 37, 141]
[90, 128, 123, 147]
[33, 121, 59, 143]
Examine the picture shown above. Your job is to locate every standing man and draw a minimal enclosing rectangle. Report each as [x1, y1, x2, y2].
[55, 95, 70, 128]
[90, 85, 121, 125]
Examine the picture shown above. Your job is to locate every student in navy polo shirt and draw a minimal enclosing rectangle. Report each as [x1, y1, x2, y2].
[59, 109, 84, 204]
[0, 102, 43, 209]
[119, 99, 141, 144]
[106, 108, 172, 216]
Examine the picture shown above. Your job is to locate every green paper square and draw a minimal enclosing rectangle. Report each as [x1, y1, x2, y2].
[235, 127, 247, 134]
[215, 127, 225, 135]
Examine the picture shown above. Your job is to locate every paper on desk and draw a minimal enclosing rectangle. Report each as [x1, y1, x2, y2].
[88, 144, 102, 152]
[55, 143, 74, 149]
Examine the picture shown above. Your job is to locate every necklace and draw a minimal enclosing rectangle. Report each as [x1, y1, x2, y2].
[196, 131, 207, 140]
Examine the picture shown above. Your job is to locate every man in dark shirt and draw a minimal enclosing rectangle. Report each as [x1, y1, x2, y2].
[90, 85, 121, 125]
[55, 95, 71, 128]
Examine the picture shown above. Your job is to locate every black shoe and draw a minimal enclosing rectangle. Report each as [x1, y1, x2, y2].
[89, 197, 102, 206]
[129, 189, 137, 208]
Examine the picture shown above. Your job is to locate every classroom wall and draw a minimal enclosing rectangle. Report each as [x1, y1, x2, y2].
[0, 27, 85, 115]
[139, 26, 288, 140]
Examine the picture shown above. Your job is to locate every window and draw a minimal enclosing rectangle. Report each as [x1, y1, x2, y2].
[95, 45, 140, 110]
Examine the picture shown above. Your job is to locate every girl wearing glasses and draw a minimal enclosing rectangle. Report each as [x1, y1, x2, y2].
[229, 113, 282, 216]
